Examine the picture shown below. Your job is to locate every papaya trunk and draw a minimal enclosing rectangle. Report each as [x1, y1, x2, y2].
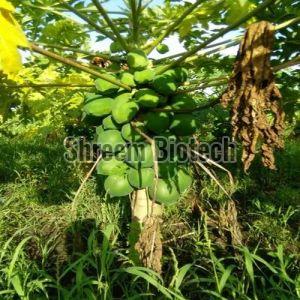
[130, 189, 163, 273]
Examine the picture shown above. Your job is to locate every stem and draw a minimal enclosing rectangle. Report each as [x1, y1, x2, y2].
[273, 55, 300, 71]
[129, 0, 139, 45]
[185, 40, 239, 63]
[274, 16, 300, 30]
[91, 0, 130, 52]
[59, 1, 116, 41]
[153, 15, 298, 65]
[30, 44, 131, 91]
[156, 0, 276, 74]
[152, 98, 220, 113]
[34, 42, 121, 62]
[6, 83, 94, 89]
[154, 36, 242, 64]
[151, 56, 300, 113]
[144, 0, 205, 54]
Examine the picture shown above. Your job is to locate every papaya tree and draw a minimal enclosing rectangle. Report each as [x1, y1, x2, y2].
[0, 0, 299, 273]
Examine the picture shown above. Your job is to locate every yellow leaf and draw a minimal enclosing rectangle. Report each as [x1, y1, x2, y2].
[0, 0, 14, 11]
[0, 1, 29, 80]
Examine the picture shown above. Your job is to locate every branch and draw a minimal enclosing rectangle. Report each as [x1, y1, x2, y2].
[156, 0, 276, 74]
[273, 55, 300, 71]
[59, 1, 116, 41]
[91, 0, 130, 52]
[5, 83, 94, 89]
[152, 55, 300, 113]
[154, 36, 242, 64]
[34, 42, 122, 62]
[144, 0, 205, 54]
[152, 98, 220, 113]
[129, 0, 142, 45]
[154, 15, 299, 65]
[274, 16, 300, 30]
[30, 44, 131, 91]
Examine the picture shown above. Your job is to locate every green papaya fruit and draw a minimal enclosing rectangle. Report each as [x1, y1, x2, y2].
[134, 88, 161, 108]
[83, 97, 113, 117]
[170, 114, 198, 136]
[170, 94, 198, 110]
[153, 75, 177, 95]
[156, 44, 169, 54]
[134, 69, 155, 84]
[119, 72, 136, 87]
[121, 123, 144, 142]
[104, 174, 133, 197]
[128, 167, 155, 189]
[174, 168, 193, 193]
[97, 130, 125, 153]
[102, 115, 119, 130]
[127, 50, 149, 70]
[162, 67, 188, 83]
[126, 143, 154, 169]
[110, 41, 123, 53]
[96, 125, 105, 135]
[97, 155, 128, 175]
[149, 178, 180, 206]
[112, 93, 139, 124]
[144, 111, 170, 134]
[95, 75, 119, 95]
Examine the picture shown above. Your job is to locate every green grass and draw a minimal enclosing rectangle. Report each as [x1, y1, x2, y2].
[0, 134, 299, 299]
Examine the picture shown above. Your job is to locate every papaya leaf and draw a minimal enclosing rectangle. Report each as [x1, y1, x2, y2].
[0, 0, 29, 80]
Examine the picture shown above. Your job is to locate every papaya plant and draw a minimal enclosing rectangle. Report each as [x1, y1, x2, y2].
[1, 0, 300, 273]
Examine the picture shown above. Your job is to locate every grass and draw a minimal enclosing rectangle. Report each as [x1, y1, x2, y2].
[0, 133, 299, 299]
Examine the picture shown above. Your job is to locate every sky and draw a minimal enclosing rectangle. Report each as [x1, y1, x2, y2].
[22, 0, 239, 62]
[87, 0, 239, 59]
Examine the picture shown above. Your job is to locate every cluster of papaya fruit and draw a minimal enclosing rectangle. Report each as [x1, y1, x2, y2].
[83, 49, 198, 205]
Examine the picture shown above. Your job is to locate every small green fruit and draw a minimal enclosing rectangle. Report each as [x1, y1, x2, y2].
[156, 44, 169, 54]
[95, 75, 119, 95]
[127, 50, 149, 70]
[126, 143, 154, 169]
[119, 72, 136, 87]
[134, 69, 155, 84]
[97, 130, 125, 153]
[102, 115, 119, 130]
[121, 123, 144, 142]
[174, 168, 193, 192]
[104, 175, 133, 197]
[83, 97, 113, 117]
[170, 94, 198, 110]
[134, 88, 161, 108]
[153, 75, 177, 95]
[144, 112, 170, 134]
[128, 167, 155, 188]
[149, 179, 180, 206]
[97, 156, 128, 175]
[112, 93, 139, 124]
[170, 114, 198, 136]
[110, 41, 123, 53]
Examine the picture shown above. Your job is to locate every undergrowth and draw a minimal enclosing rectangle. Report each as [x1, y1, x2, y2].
[0, 134, 299, 299]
